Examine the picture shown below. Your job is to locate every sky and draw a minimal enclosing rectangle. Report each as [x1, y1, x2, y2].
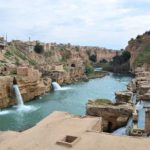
[0, 0, 150, 49]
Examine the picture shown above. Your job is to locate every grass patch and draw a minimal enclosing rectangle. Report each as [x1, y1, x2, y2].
[89, 99, 113, 105]
[10, 70, 17, 75]
[134, 45, 150, 66]
[4, 50, 13, 58]
[29, 59, 36, 65]
[87, 71, 107, 79]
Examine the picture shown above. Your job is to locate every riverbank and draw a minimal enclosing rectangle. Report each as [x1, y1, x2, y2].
[0, 111, 150, 150]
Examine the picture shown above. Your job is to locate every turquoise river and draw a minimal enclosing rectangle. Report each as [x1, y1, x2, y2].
[0, 73, 132, 131]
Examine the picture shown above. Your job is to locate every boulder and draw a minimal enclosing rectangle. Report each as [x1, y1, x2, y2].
[140, 91, 150, 101]
[86, 100, 133, 132]
[138, 83, 150, 95]
[127, 79, 136, 92]
[115, 91, 133, 103]
[0, 67, 52, 108]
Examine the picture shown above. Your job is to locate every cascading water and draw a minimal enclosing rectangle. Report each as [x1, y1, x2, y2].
[136, 101, 143, 110]
[12, 84, 36, 112]
[132, 94, 137, 104]
[13, 85, 24, 106]
[113, 127, 126, 136]
[52, 82, 71, 91]
[52, 82, 62, 90]
[113, 118, 132, 136]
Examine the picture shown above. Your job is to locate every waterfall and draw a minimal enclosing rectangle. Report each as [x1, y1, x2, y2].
[136, 101, 143, 110]
[113, 118, 132, 136]
[113, 127, 126, 136]
[132, 94, 137, 104]
[13, 85, 24, 106]
[52, 82, 62, 90]
[52, 82, 71, 91]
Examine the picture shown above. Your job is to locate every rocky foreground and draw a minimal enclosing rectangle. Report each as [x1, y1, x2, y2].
[0, 111, 150, 150]
[86, 100, 133, 132]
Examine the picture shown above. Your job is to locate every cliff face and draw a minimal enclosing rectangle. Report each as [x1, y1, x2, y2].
[6, 41, 116, 67]
[0, 67, 51, 108]
[0, 40, 117, 108]
[126, 31, 150, 71]
[0, 76, 14, 108]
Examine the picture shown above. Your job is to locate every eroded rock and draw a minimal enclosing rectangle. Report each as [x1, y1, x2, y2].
[86, 100, 133, 132]
[115, 91, 133, 103]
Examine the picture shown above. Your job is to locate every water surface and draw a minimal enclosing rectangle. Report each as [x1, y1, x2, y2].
[0, 74, 132, 131]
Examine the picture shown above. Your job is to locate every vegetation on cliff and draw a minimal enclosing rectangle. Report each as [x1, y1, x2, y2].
[134, 45, 150, 66]
[103, 51, 131, 73]
[34, 42, 44, 54]
[126, 31, 150, 69]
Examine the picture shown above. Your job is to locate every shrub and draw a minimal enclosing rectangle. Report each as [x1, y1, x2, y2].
[112, 51, 131, 65]
[34, 42, 44, 54]
[85, 65, 94, 74]
[99, 59, 107, 63]
[15, 57, 20, 66]
[29, 59, 36, 65]
[89, 54, 97, 62]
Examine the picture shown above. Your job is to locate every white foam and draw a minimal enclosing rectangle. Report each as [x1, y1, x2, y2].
[0, 110, 11, 115]
[52, 82, 71, 91]
[136, 101, 143, 110]
[13, 105, 37, 113]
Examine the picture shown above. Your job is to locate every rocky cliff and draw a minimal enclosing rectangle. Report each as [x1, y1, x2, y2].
[126, 31, 150, 71]
[0, 67, 51, 108]
[0, 40, 117, 108]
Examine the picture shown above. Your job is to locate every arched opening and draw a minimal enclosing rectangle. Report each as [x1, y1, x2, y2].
[107, 122, 112, 133]
[71, 64, 75, 67]
[13, 77, 17, 85]
[4, 67, 7, 71]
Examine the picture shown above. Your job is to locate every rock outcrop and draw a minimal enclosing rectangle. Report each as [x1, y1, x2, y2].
[0, 38, 118, 108]
[0, 76, 14, 108]
[126, 31, 150, 71]
[115, 91, 133, 103]
[0, 67, 52, 108]
[86, 100, 133, 132]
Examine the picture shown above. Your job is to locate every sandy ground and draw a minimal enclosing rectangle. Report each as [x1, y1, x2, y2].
[0, 111, 149, 150]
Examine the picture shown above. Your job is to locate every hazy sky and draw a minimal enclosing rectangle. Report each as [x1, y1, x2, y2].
[0, 0, 150, 49]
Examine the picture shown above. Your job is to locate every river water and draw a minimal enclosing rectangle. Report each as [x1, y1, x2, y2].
[0, 73, 132, 131]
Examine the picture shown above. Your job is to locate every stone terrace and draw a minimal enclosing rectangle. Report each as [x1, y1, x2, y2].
[0, 111, 150, 150]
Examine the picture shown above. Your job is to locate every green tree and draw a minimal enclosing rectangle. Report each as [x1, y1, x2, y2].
[89, 54, 97, 62]
[34, 42, 44, 54]
[85, 65, 94, 74]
